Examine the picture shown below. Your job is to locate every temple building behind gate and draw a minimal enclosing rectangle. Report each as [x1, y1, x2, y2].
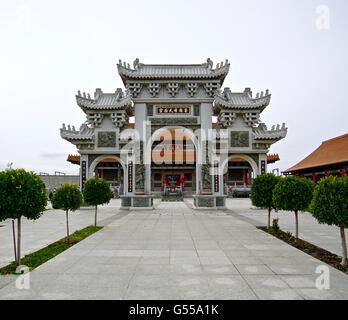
[61, 58, 287, 209]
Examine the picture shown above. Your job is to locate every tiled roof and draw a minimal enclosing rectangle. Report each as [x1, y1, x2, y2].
[117, 58, 230, 82]
[60, 124, 94, 141]
[67, 155, 117, 165]
[284, 133, 348, 173]
[76, 88, 132, 111]
[267, 154, 280, 164]
[214, 88, 271, 111]
[253, 123, 287, 141]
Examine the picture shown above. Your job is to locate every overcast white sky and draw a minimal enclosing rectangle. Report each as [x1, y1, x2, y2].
[0, 0, 347, 175]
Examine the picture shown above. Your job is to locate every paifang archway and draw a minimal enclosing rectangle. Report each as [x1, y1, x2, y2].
[61, 58, 287, 209]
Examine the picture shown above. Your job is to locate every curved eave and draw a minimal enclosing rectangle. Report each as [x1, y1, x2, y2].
[60, 132, 94, 142]
[213, 96, 270, 112]
[117, 65, 230, 84]
[253, 137, 285, 142]
[284, 160, 348, 174]
[76, 95, 133, 113]
[62, 137, 94, 143]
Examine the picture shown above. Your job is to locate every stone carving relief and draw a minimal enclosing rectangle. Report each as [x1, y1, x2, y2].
[97, 131, 116, 148]
[230, 131, 250, 148]
[201, 163, 212, 191]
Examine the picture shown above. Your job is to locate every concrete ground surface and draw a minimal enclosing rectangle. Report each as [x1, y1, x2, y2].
[0, 199, 348, 300]
[226, 198, 347, 257]
[0, 201, 120, 268]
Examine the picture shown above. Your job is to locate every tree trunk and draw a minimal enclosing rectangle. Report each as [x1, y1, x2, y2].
[294, 210, 299, 241]
[267, 207, 271, 228]
[66, 210, 70, 244]
[17, 216, 21, 266]
[12, 220, 17, 263]
[94, 205, 98, 227]
[340, 226, 347, 267]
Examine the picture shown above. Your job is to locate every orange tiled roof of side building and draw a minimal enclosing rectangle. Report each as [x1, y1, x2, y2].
[284, 133, 348, 173]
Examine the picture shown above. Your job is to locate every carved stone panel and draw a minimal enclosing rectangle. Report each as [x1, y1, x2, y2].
[201, 163, 212, 191]
[230, 131, 249, 148]
[97, 131, 116, 148]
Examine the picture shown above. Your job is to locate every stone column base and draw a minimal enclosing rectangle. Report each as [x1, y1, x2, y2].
[192, 195, 226, 209]
[120, 195, 154, 210]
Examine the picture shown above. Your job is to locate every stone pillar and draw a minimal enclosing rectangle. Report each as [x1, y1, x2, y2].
[259, 154, 267, 175]
[134, 103, 152, 195]
[196, 163, 201, 194]
[199, 102, 212, 195]
[79, 154, 88, 190]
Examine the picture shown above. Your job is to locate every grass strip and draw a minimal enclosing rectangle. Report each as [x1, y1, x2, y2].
[258, 226, 348, 275]
[0, 226, 102, 275]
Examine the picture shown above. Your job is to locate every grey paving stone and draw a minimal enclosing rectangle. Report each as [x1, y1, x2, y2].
[1, 200, 348, 300]
[235, 264, 274, 275]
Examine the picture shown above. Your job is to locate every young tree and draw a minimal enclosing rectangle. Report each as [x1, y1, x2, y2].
[83, 177, 112, 227]
[51, 183, 83, 243]
[273, 176, 314, 240]
[310, 176, 348, 267]
[251, 173, 281, 228]
[0, 169, 47, 266]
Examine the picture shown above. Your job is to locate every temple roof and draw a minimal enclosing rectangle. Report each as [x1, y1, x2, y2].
[253, 123, 287, 141]
[76, 88, 132, 112]
[214, 88, 271, 111]
[60, 123, 94, 142]
[117, 58, 230, 84]
[284, 133, 348, 173]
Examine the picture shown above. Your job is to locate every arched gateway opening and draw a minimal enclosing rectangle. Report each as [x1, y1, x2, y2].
[88, 155, 125, 197]
[221, 155, 258, 196]
[150, 127, 198, 197]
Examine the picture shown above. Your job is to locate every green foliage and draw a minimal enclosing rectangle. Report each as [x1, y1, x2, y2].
[83, 177, 112, 206]
[273, 176, 314, 212]
[0, 169, 47, 221]
[0, 226, 102, 275]
[310, 176, 348, 228]
[251, 173, 281, 209]
[51, 183, 83, 212]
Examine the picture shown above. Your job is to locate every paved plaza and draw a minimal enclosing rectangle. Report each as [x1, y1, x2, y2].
[0, 202, 120, 268]
[1, 199, 348, 300]
[226, 198, 348, 257]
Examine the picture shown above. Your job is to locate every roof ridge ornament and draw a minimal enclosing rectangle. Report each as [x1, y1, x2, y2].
[94, 88, 103, 99]
[133, 58, 140, 70]
[206, 58, 213, 69]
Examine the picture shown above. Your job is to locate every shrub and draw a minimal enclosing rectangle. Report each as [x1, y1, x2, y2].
[51, 183, 83, 243]
[83, 177, 112, 227]
[273, 176, 314, 240]
[0, 169, 47, 266]
[310, 176, 348, 267]
[251, 173, 281, 227]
